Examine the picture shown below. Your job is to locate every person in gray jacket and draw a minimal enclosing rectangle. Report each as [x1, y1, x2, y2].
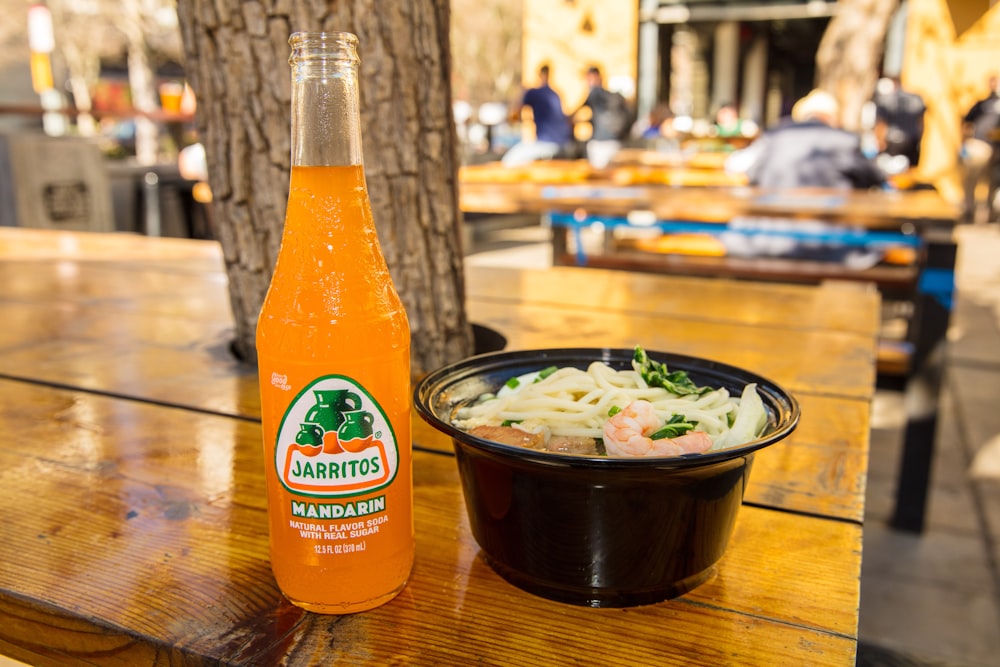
[728, 89, 885, 190]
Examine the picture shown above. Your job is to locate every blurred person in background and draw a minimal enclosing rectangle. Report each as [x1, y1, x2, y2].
[502, 64, 572, 167]
[960, 74, 1000, 222]
[726, 89, 884, 190]
[713, 102, 756, 139]
[721, 90, 886, 269]
[572, 66, 631, 168]
[633, 101, 674, 140]
[632, 102, 681, 154]
[871, 76, 926, 169]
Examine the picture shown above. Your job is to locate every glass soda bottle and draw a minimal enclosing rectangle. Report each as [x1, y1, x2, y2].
[256, 31, 414, 614]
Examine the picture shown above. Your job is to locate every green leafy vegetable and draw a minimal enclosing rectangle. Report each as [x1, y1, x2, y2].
[632, 347, 709, 396]
[648, 414, 696, 440]
[505, 377, 520, 390]
[536, 366, 558, 381]
[608, 405, 622, 417]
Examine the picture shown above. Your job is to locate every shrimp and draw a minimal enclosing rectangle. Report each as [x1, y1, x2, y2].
[603, 400, 713, 457]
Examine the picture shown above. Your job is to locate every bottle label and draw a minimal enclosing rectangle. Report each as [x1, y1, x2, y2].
[274, 375, 399, 499]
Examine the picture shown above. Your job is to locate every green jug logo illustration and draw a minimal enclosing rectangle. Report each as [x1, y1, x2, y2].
[276, 376, 398, 498]
[338, 410, 375, 452]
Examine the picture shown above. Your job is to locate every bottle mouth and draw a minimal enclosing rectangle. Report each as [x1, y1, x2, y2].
[288, 31, 359, 65]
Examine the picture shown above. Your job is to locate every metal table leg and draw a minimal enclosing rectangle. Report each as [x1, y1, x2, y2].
[890, 233, 956, 533]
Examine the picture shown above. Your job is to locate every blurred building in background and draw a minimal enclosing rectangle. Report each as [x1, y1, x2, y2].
[514, 0, 1000, 197]
[1, 0, 998, 209]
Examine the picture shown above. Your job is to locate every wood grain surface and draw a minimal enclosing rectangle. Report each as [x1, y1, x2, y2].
[0, 229, 878, 665]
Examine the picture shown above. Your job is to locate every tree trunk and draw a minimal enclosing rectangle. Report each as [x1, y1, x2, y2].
[815, 0, 900, 131]
[175, 0, 473, 375]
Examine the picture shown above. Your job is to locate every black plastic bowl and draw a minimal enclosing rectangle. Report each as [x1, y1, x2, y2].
[414, 348, 800, 607]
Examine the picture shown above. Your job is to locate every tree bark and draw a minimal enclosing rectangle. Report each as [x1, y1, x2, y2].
[815, 0, 900, 131]
[175, 0, 473, 375]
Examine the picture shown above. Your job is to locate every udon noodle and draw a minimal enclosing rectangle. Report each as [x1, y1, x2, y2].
[453, 354, 768, 456]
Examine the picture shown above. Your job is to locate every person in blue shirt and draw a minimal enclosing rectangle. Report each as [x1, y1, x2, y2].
[502, 65, 572, 166]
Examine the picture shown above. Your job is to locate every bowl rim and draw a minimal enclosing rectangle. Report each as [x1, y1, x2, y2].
[414, 347, 800, 470]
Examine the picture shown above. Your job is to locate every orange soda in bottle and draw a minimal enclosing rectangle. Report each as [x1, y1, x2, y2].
[256, 31, 413, 614]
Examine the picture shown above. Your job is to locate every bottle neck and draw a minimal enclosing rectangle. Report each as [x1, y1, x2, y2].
[289, 32, 363, 167]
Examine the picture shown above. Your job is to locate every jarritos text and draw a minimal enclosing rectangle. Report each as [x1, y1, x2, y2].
[275, 376, 399, 497]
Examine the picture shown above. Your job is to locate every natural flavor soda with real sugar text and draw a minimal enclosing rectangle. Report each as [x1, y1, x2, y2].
[255, 32, 414, 614]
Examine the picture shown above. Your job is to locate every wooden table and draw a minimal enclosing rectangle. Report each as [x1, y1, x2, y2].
[0, 228, 879, 665]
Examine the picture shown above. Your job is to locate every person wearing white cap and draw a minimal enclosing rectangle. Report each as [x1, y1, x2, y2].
[726, 89, 884, 190]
